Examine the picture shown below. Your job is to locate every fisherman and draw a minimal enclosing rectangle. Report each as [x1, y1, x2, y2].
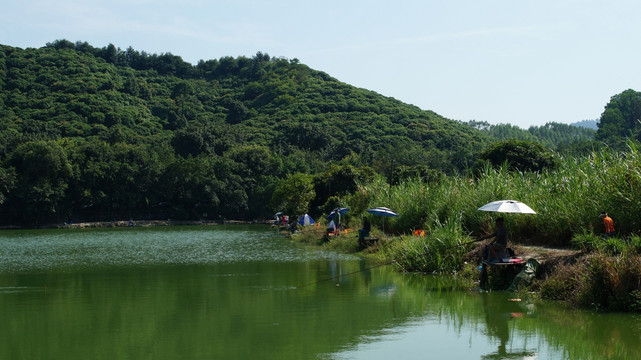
[599, 211, 616, 238]
[332, 210, 341, 232]
[326, 219, 337, 235]
[358, 216, 371, 243]
[479, 217, 508, 262]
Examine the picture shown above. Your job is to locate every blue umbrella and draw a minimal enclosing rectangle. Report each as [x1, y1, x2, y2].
[366, 207, 399, 217]
[366, 207, 398, 232]
[326, 207, 349, 219]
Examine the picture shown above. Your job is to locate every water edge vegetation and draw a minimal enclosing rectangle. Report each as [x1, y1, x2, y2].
[293, 141, 641, 312]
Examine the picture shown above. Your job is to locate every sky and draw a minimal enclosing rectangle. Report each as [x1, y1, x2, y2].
[1, 0, 640, 128]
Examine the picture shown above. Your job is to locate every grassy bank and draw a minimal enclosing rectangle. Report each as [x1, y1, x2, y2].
[292, 142, 641, 312]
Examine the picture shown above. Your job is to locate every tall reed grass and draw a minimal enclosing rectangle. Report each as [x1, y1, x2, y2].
[347, 141, 641, 248]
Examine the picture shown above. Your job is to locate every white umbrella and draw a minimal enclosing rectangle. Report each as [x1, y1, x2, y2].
[478, 200, 536, 214]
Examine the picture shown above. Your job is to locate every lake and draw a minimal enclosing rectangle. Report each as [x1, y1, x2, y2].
[0, 225, 639, 359]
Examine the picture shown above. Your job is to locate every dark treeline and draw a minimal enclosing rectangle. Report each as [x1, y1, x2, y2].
[465, 120, 596, 149]
[0, 40, 634, 225]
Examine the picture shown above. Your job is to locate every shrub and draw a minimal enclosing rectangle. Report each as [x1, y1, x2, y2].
[577, 255, 619, 310]
[539, 263, 580, 301]
[612, 256, 641, 311]
[539, 254, 641, 312]
[474, 139, 557, 173]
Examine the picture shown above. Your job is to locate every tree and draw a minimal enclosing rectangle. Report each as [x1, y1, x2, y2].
[0, 166, 16, 205]
[310, 165, 377, 214]
[101, 43, 118, 64]
[172, 126, 206, 157]
[7, 141, 73, 223]
[222, 98, 248, 124]
[45, 39, 75, 50]
[596, 89, 641, 142]
[271, 173, 315, 216]
[225, 145, 283, 218]
[158, 156, 222, 219]
[474, 139, 556, 173]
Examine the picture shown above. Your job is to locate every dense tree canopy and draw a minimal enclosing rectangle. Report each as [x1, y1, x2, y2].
[466, 120, 596, 150]
[474, 139, 557, 173]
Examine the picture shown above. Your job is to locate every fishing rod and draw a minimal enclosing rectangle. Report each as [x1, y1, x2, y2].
[296, 258, 396, 289]
[296, 236, 487, 289]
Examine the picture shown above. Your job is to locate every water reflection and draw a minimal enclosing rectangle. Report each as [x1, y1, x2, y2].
[480, 293, 537, 359]
[0, 227, 640, 360]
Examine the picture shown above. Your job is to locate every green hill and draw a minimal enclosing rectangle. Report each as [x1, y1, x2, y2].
[0, 40, 490, 224]
[0, 40, 622, 225]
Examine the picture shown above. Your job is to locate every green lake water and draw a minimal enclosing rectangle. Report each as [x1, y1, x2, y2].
[1, 225, 640, 359]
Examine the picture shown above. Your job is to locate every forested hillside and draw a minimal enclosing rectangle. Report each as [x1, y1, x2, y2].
[0, 40, 489, 225]
[0, 41, 633, 226]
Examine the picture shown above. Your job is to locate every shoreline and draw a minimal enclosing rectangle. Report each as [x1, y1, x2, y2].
[0, 219, 272, 230]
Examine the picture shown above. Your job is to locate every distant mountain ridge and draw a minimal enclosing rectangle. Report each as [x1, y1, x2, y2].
[464, 120, 595, 149]
[571, 120, 598, 130]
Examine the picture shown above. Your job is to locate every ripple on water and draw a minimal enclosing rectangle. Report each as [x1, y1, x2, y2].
[0, 227, 358, 272]
[0, 286, 44, 294]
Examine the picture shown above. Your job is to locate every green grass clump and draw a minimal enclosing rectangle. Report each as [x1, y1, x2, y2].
[571, 232, 641, 256]
[322, 233, 362, 253]
[292, 225, 327, 245]
[378, 214, 473, 273]
[626, 236, 641, 254]
[570, 231, 602, 252]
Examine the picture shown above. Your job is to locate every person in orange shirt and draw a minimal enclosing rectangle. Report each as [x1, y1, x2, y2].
[599, 211, 616, 237]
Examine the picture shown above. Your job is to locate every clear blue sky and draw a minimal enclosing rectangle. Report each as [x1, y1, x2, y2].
[2, 0, 640, 128]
